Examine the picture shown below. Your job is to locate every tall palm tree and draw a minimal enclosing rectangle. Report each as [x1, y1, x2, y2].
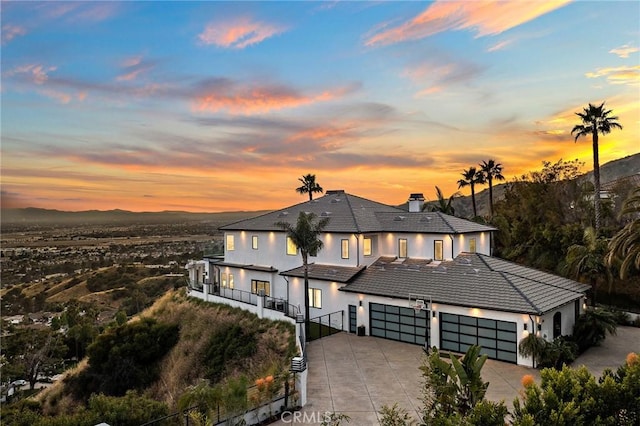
[457, 167, 485, 218]
[275, 212, 330, 338]
[428, 186, 460, 216]
[479, 159, 504, 218]
[296, 174, 324, 201]
[606, 187, 640, 279]
[571, 102, 622, 233]
[565, 227, 609, 306]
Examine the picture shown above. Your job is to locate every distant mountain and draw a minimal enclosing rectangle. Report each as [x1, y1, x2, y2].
[0, 207, 267, 226]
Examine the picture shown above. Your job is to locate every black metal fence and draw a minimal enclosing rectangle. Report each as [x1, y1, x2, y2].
[307, 311, 344, 342]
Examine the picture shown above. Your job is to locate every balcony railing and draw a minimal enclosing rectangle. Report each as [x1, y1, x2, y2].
[187, 281, 298, 319]
[264, 295, 299, 319]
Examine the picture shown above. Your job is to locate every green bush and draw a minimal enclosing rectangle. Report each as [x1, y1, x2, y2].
[70, 318, 179, 397]
[513, 355, 639, 425]
[573, 308, 617, 352]
[203, 323, 257, 382]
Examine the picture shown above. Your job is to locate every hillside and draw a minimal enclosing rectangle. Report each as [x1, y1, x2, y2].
[444, 152, 640, 219]
[37, 289, 297, 416]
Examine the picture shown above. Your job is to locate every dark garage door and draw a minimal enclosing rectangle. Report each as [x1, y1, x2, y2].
[369, 302, 430, 346]
[440, 313, 517, 363]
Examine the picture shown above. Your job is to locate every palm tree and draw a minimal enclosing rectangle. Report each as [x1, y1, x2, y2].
[275, 212, 330, 338]
[296, 174, 324, 201]
[479, 159, 504, 218]
[428, 186, 460, 216]
[565, 227, 609, 306]
[457, 167, 485, 218]
[606, 187, 640, 279]
[571, 102, 622, 233]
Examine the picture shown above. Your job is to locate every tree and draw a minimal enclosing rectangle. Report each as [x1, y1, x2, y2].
[428, 186, 459, 216]
[296, 173, 324, 201]
[479, 159, 504, 218]
[420, 345, 507, 425]
[1, 328, 66, 390]
[275, 212, 330, 337]
[457, 167, 485, 218]
[606, 187, 640, 279]
[512, 356, 639, 425]
[571, 102, 622, 234]
[565, 227, 609, 306]
[518, 333, 547, 369]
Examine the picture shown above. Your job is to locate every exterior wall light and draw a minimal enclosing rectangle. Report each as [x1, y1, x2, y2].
[432, 311, 437, 319]
[359, 300, 363, 307]
[523, 323, 528, 331]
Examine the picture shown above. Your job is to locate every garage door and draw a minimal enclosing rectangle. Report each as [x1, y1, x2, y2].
[369, 302, 429, 346]
[440, 313, 517, 363]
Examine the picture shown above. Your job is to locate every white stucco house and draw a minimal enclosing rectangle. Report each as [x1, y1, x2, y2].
[186, 190, 589, 367]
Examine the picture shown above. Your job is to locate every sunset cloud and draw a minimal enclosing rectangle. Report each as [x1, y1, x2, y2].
[403, 59, 484, 97]
[116, 55, 154, 82]
[193, 80, 358, 115]
[487, 39, 513, 52]
[586, 65, 640, 86]
[198, 18, 285, 49]
[2, 24, 26, 44]
[4, 63, 57, 84]
[609, 44, 639, 58]
[365, 0, 571, 46]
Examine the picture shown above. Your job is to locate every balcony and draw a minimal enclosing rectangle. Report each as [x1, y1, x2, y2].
[186, 280, 299, 321]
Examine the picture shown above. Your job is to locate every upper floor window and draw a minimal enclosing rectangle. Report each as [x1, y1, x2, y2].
[252, 235, 259, 250]
[226, 234, 235, 251]
[286, 237, 297, 256]
[398, 238, 408, 258]
[341, 239, 349, 259]
[363, 237, 372, 256]
[309, 288, 322, 308]
[434, 240, 443, 261]
[469, 238, 476, 253]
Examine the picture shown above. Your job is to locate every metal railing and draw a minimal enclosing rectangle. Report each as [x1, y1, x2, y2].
[264, 295, 299, 319]
[218, 287, 258, 305]
[307, 311, 344, 342]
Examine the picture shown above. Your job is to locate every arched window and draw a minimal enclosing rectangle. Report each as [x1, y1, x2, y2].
[553, 312, 562, 339]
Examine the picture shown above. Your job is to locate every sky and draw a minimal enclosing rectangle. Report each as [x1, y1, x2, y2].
[1, 1, 639, 213]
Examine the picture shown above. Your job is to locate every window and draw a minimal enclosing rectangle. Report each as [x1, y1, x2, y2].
[252, 235, 258, 250]
[221, 273, 227, 287]
[309, 288, 322, 308]
[341, 239, 349, 259]
[363, 237, 372, 256]
[226, 234, 235, 251]
[228, 273, 234, 289]
[398, 238, 408, 258]
[251, 280, 270, 296]
[286, 237, 297, 255]
[434, 240, 443, 261]
[469, 238, 476, 253]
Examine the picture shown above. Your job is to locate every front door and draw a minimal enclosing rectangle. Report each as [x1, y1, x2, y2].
[348, 305, 357, 333]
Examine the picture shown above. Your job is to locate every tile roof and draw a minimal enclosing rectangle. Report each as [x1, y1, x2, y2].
[220, 190, 495, 234]
[340, 253, 590, 315]
[280, 263, 365, 283]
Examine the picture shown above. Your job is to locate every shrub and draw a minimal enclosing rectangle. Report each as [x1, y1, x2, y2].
[573, 308, 617, 352]
[203, 323, 257, 382]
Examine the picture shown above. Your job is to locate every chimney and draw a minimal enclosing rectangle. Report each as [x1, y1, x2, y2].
[408, 193, 424, 212]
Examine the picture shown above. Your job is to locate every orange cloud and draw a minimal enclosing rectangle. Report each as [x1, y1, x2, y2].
[610, 44, 639, 58]
[487, 39, 513, 52]
[198, 18, 285, 49]
[194, 84, 354, 115]
[5, 64, 57, 84]
[586, 65, 640, 86]
[2, 24, 26, 44]
[365, 0, 571, 46]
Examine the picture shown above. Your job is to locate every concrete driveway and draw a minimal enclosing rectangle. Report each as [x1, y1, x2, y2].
[277, 326, 640, 425]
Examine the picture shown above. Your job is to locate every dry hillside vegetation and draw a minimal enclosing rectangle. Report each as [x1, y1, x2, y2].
[38, 289, 296, 414]
[146, 290, 296, 408]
